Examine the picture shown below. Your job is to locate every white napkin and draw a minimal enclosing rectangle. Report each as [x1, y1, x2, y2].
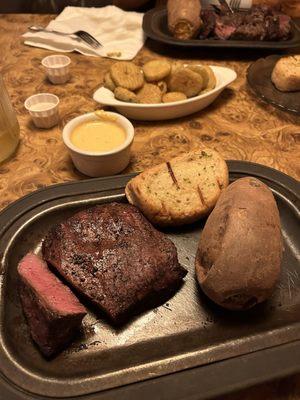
[22, 6, 145, 60]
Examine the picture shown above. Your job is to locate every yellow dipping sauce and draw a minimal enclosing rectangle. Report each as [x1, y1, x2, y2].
[70, 119, 126, 152]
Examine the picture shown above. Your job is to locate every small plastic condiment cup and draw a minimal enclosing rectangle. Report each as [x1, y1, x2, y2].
[24, 93, 60, 129]
[42, 54, 71, 84]
[62, 112, 134, 177]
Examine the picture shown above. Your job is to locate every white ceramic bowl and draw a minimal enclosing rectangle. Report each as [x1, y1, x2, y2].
[62, 112, 134, 177]
[93, 66, 237, 121]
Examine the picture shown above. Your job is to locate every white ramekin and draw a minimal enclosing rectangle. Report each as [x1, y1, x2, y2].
[62, 112, 134, 177]
[24, 93, 60, 128]
[42, 55, 71, 84]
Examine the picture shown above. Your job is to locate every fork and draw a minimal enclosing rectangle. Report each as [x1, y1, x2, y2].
[218, 0, 234, 13]
[229, 0, 242, 11]
[28, 25, 102, 49]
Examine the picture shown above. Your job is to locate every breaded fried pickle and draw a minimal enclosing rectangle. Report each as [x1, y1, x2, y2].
[114, 87, 138, 103]
[162, 92, 187, 103]
[143, 60, 171, 82]
[167, 67, 203, 97]
[136, 83, 162, 104]
[111, 61, 144, 91]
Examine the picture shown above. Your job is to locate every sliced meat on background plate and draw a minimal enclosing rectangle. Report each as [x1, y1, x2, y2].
[18, 253, 87, 357]
[199, 5, 291, 40]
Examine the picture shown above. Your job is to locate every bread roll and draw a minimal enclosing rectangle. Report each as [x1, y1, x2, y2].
[125, 149, 228, 227]
[195, 177, 283, 310]
[271, 55, 300, 92]
[167, 0, 202, 40]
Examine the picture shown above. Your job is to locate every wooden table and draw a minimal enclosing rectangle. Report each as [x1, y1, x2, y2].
[0, 13, 299, 400]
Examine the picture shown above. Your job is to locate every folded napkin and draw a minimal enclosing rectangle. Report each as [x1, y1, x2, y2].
[22, 6, 145, 60]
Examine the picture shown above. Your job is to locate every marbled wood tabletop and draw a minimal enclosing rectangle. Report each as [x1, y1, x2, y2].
[0, 13, 300, 399]
[1, 14, 300, 212]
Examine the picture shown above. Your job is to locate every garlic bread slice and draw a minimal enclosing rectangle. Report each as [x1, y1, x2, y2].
[125, 149, 229, 226]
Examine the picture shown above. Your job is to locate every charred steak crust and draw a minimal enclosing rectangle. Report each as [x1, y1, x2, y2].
[42, 203, 187, 322]
[18, 253, 86, 357]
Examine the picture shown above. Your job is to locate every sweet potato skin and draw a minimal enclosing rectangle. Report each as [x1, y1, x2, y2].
[195, 177, 283, 310]
[167, 0, 202, 39]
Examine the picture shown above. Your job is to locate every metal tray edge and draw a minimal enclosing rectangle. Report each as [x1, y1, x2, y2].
[0, 340, 299, 400]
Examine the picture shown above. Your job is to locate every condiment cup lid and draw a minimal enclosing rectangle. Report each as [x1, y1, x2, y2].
[24, 93, 59, 114]
[42, 55, 71, 69]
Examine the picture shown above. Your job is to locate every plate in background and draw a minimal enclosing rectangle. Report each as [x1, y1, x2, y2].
[247, 55, 300, 115]
[142, 8, 300, 49]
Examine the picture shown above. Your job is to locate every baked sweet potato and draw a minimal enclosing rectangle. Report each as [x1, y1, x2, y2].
[167, 0, 202, 40]
[195, 177, 283, 310]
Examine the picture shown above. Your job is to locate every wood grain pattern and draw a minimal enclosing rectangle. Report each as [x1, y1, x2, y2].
[217, 373, 300, 400]
[1, 14, 299, 213]
[0, 14, 299, 398]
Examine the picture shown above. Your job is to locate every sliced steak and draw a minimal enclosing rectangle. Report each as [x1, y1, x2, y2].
[199, 9, 216, 39]
[18, 253, 87, 357]
[199, 5, 291, 41]
[214, 16, 237, 40]
[214, 12, 245, 40]
[42, 203, 187, 323]
[232, 22, 267, 40]
[277, 14, 291, 39]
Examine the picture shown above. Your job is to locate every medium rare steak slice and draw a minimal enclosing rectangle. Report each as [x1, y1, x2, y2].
[42, 203, 187, 323]
[18, 253, 87, 357]
[277, 14, 291, 39]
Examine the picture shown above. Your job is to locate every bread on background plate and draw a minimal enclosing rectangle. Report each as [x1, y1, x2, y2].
[271, 55, 300, 92]
[125, 149, 228, 227]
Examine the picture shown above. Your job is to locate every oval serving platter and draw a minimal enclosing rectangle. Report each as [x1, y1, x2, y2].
[93, 66, 237, 121]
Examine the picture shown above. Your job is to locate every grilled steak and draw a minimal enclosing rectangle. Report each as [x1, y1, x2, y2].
[42, 203, 187, 323]
[18, 253, 86, 357]
[214, 16, 237, 40]
[199, 9, 216, 39]
[232, 22, 266, 41]
[199, 5, 291, 41]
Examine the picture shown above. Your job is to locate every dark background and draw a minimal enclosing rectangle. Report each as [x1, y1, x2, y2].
[0, 0, 159, 13]
[0, 1, 112, 13]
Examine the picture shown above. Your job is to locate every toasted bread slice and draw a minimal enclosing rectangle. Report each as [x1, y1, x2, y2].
[125, 149, 229, 227]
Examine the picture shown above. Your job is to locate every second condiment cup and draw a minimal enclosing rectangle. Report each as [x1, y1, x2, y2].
[62, 112, 134, 177]
[42, 55, 71, 84]
[24, 93, 60, 128]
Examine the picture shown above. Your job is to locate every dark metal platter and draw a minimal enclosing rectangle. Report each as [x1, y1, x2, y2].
[0, 161, 299, 400]
[142, 8, 300, 49]
[247, 55, 300, 115]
